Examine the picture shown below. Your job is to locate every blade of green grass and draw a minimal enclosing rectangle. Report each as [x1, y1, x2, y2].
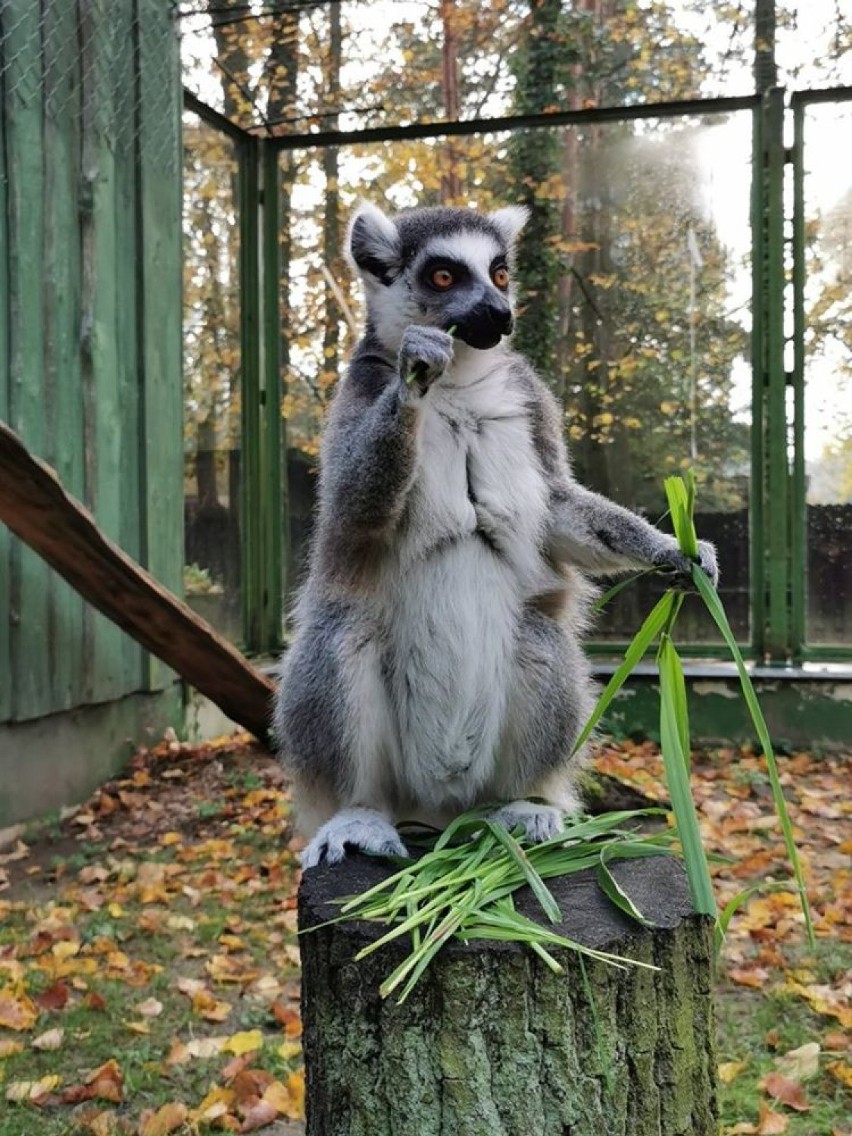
[597, 845, 654, 927]
[572, 591, 676, 754]
[483, 821, 562, 923]
[658, 634, 716, 917]
[691, 564, 815, 945]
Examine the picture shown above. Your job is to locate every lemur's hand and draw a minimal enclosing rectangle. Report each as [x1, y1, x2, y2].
[652, 538, 719, 589]
[398, 326, 454, 395]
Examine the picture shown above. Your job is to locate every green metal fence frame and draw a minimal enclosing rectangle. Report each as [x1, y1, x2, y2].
[791, 85, 852, 662]
[183, 86, 852, 667]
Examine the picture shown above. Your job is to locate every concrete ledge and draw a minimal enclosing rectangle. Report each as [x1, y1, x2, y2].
[600, 666, 852, 748]
[0, 685, 182, 827]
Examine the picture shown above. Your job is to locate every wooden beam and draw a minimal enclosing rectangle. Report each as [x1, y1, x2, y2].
[0, 420, 276, 745]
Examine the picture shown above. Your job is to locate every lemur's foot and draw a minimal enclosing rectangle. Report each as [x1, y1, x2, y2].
[301, 807, 409, 869]
[490, 800, 565, 843]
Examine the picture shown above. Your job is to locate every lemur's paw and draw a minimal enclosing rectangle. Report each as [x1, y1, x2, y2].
[490, 801, 565, 844]
[398, 325, 454, 394]
[653, 539, 719, 589]
[300, 807, 409, 869]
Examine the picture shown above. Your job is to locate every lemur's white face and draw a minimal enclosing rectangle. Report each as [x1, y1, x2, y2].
[346, 203, 528, 355]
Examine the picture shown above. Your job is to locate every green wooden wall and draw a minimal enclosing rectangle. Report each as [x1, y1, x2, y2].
[0, 0, 182, 724]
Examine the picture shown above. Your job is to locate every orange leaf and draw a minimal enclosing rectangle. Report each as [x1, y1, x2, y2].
[757, 1102, 788, 1134]
[728, 967, 770, 990]
[286, 1071, 305, 1120]
[35, 980, 70, 1011]
[762, 1072, 810, 1112]
[0, 990, 39, 1030]
[85, 1059, 124, 1104]
[139, 1101, 189, 1136]
[238, 1099, 278, 1132]
[826, 1060, 852, 1089]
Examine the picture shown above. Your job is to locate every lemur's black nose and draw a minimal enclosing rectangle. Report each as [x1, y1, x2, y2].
[488, 302, 513, 335]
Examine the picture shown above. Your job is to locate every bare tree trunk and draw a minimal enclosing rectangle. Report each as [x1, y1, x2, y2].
[440, 0, 463, 203]
[322, 3, 343, 395]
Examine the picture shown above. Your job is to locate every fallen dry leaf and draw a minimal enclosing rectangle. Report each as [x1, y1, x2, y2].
[0, 988, 39, 1030]
[6, 1073, 62, 1102]
[32, 1026, 64, 1051]
[138, 1100, 188, 1136]
[85, 1110, 119, 1136]
[136, 997, 163, 1018]
[826, 1059, 852, 1089]
[0, 1037, 24, 1057]
[185, 1035, 229, 1059]
[774, 1041, 820, 1081]
[85, 1058, 124, 1103]
[757, 1102, 789, 1135]
[761, 1072, 811, 1112]
[719, 1060, 749, 1084]
[238, 1099, 278, 1132]
[225, 1029, 264, 1056]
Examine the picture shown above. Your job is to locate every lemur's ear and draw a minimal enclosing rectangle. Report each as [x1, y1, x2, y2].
[346, 202, 403, 285]
[489, 205, 530, 246]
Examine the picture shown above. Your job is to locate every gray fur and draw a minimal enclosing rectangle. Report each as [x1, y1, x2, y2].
[274, 202, 718, 867]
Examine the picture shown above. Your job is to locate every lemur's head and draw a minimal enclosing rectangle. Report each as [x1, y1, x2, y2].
[346, 202, 529, 354]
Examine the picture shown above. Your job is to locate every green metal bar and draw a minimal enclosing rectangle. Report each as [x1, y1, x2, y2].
[762, 88, 790, 662]
[267, 93, 760, 152]
[802, 645, 852, 661]
[789, 85, 852, 107]
[238, 135, 261, 651]
[261, 139, 284, 651]
[586, 641, 752, 661]
[790, 103, 807, 660]
[749, 101, 767, 660]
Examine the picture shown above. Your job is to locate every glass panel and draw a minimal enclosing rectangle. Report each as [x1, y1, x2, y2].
[802, 102, 852, 647]
[182, 116, 243, 644]
[281, 111, 753, 644]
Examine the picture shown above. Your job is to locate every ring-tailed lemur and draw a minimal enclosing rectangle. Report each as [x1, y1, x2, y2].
[274, 202, 718, 868]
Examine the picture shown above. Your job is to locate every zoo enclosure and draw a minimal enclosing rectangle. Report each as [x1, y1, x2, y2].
[179, 1, 852, 680]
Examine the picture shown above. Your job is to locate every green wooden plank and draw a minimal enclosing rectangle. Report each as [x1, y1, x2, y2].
[112, 0, 145, 693]
[262, 141, 284, 649]
[43, 0, 86, 713]
[0, 19, 10, 721]
[136, 0, 183, 690]
[5, 0, 50, 720]
[79, 0, 129, 704]
[239, 138, 261, 652]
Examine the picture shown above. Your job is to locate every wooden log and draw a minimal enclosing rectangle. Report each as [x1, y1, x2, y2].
[299, 854, 717, 1136]
[0, 420, 275, 744]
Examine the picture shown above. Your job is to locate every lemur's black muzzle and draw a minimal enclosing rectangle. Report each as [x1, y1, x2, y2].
[455, 299, 513, 350]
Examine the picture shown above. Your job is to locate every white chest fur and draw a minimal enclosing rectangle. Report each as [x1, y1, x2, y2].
[404, 360, 550, 576]
[382, 359, 552, 812]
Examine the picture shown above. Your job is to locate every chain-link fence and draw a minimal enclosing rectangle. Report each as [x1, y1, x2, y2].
[1, 0, 179, 176]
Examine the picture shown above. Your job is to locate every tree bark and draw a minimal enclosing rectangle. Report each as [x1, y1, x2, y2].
[299, 854, 717, 1136]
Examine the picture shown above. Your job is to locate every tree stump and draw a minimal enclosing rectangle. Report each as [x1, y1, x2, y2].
[299, 854, 717, 1136]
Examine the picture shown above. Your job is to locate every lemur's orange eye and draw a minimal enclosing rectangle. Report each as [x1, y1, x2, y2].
[493, 266, 510, 289]
[431, 268, 454, 290]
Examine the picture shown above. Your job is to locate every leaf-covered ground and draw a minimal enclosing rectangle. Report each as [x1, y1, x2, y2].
[0, 733, 849, 1135]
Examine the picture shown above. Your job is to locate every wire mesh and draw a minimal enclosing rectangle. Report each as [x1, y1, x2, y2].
[0, 0, 179, 176]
